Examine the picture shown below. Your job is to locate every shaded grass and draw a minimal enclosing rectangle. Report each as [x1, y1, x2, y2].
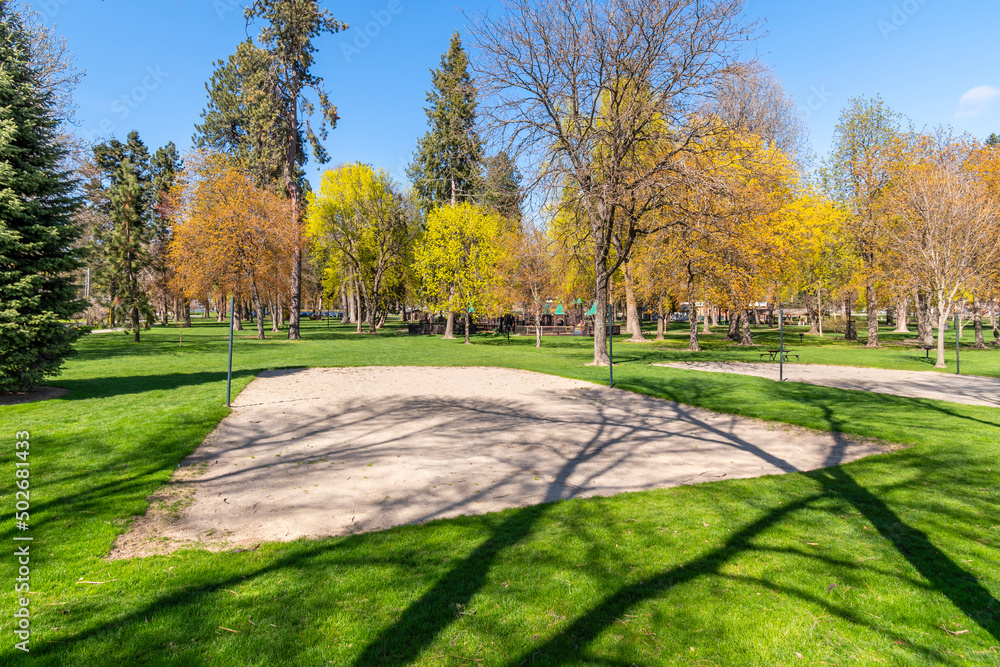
[0, 320, 998, 665]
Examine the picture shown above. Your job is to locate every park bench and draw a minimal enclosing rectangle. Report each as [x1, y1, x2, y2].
[760, 349, 799, 362]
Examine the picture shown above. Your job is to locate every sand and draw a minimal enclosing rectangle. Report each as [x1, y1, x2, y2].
[111, 366, 890, 558]
[656, 361, 1000, 408]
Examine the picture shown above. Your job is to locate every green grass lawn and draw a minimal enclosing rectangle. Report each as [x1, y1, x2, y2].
[1, 319, 998, 665]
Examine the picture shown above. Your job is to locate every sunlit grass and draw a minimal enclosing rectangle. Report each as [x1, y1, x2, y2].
[0, 319, 997, 665]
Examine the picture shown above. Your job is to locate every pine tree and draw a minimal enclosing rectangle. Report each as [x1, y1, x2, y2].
[245, 0, 346, 341]
[408, 32, 484, 211]
[482, 151, 523, 225]
[87, 131, 154, 330]
[108, 158, 153, 342]
[194, 40, 291, 186]
[149, 142, 182, 325]
[988, 133, 1000, 147]
[0, 2, 83, 392]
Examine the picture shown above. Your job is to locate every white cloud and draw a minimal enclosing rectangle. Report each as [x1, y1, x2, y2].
[954, 85, 1000, 119]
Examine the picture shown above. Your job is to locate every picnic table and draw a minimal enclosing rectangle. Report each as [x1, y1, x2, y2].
[760, 349, 799, 362]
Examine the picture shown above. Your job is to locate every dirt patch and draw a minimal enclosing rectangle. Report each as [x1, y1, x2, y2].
[110, 366, 891, 559]
[656, 361, 1000, 408]
[0, 386, 68, 406]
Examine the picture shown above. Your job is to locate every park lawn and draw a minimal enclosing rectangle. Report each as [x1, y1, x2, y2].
[0, 320, 997, 666]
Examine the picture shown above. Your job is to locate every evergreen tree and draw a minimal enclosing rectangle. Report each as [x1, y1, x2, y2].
[108, 158, 153, 342]
[482, 151, 524, 226]
[87, 131, 154, 329]
[408, 32, 484, 211]
[0, 2, 83, 392]
[194, 40, 293, 186]
[149, 142, 183, 324]
[988, 133, 1000, 147]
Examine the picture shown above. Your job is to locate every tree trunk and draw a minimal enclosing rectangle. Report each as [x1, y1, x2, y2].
[935, 298, 949, 369]
[288, 247, 302, 340]
[464, 311, 471, 345]
[443, 285, 457, 339]
[131, 305, 140, 342]
[688, 308, 700, 351]
[973, 299, 987, 349]
[702, 303, 711, 333]
[844, 295, 858, 341]
[727, 310, 739, 341]
[592, 273, 611, 367]
[807, 305, 820, 335]
[894, 297, 909, 333]
[740, 310, 754, 346]
[993, 304, 999, 345]
[656, 300, 665, 341]
[535, 305, 542, 348]
[686, 273, 699, 351]
[355, 279, 364, 334]
[252, 286, 265, 340]
[624, 260, 646, 342]
[915, 290, 933, 346]
[184, 299, 191, 327]
[865, 283, 879, 347]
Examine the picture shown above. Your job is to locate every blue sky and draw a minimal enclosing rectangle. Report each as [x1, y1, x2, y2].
[44, 0, 1000, 188]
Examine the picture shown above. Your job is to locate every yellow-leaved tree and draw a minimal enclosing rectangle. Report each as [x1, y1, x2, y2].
[168, 152, 294, 340]
[306, 163, 412, 334]
[414, 202, 507, 344]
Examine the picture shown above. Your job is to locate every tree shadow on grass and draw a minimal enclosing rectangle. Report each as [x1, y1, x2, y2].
[52, 370, 258, 401]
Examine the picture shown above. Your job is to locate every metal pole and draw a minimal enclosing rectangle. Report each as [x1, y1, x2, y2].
[779, 308, 784, 382]
[227, 296, 235, 407]
[609, 298, 614, 388]
[955, 313, 960, 375]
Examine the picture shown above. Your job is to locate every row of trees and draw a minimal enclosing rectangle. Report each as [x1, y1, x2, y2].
[5, 0, 999, 392]
[303, 3, 1000, 377]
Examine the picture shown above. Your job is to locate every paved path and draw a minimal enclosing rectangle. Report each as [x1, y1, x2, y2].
[111, 367, 888, 557]
[656, 362, 1000, 408]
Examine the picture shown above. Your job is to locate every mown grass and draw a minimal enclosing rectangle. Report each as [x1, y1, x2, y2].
[0, 318, 998, 665]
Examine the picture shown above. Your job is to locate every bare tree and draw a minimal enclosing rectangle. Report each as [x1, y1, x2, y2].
[505, 226, 557, 347]
[891, 134, 1000, 369]
[713, 61, 808, 165]
[471, 0, 756, 366]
